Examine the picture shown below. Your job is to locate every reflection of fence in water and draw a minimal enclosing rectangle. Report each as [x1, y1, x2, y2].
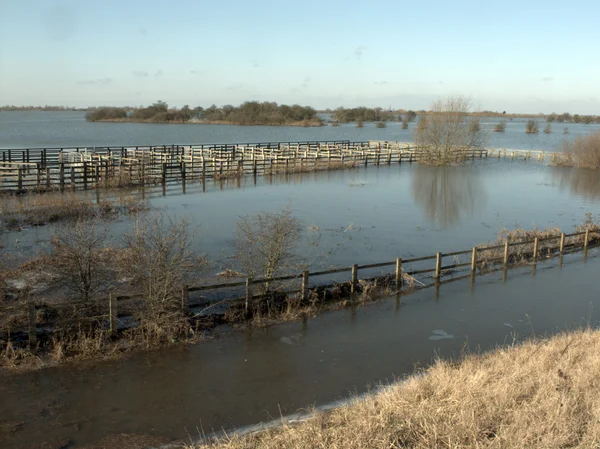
[7, 229, 596, 348]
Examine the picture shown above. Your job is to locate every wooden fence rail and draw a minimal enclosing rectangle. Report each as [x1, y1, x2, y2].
[12, 229, 596, 347]
[0, 140, 491, 192]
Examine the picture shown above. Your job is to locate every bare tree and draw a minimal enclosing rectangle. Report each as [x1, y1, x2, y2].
[122, 212, 202, 338]
[236, 208, 302, 293]
[48, 215, 111, 302]
[414, 96, 487, 165]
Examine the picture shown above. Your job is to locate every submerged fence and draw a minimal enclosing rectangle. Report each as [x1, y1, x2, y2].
[0, 140, 490, 192]
[6, 228, 596, 348]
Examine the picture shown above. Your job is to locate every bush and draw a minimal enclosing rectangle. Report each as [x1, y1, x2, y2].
[376, 121, 386, 128]
[525, 120, 539, 133]
[561, 132, 600, 169]
[493, 121, 506, 132]
[236, 208, 302, 294]
[564, 127, 569, 134]
[122, 213, 203, 341]
[356, 119, 364, 128]
[413, 96, 487, 165]
[401, 120, 409, 129]
[544, 123, 552, 133]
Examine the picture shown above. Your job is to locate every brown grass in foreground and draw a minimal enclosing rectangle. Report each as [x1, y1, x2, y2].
[198, 328, 600, 449]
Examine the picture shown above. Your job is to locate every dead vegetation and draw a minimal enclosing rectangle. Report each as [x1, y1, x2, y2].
[559, 131, 600, 169]
[197, 328, 600, 449]
[0, 191, 146, 230]
[477, 213, 600, 270]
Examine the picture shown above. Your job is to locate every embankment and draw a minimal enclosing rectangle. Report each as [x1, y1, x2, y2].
[199, 328, 600, 449]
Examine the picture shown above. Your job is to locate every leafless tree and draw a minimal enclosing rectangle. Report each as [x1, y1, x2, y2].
[414, 95, 487, 165]
[48, 215, 111, 302]
[236, 207, 302, 293]
[122, 212, 203, 338]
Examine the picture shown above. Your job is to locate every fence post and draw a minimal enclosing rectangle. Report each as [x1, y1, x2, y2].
[351, 264, 358, 294]
[471, 247, 477, 274]
[17, 167, 23, 190]
[109, 294, 117, 336]
[83, 161, 88, 190]
[301, 270, 309, 302]
[27, 302, 37, 348]
[245, 278, 252, 314]
[533, 237, 539, 263]
[395, 258, 403, 288]
[503, 241, 509, 267]
[584, 228, 590, 251]
[559, 233, 565, 254]
[435, 252, 442, 279]
[181, 285, 189, 313]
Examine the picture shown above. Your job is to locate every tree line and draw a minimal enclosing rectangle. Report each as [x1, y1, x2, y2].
[85, 101, 323, 126]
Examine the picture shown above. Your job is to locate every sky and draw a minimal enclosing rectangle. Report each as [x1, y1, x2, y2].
[1, 0, 599, 114]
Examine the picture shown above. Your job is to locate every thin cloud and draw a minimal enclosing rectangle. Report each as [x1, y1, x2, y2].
[250, 60, 260, 68]
[190, 70, 205, 75]
[154, 70, 163, 77]
[133, 70, 149, 77]
[353, 46, 366, 59]
[138, 27, 147, 35]
[78, 77, 112, 85]
[542, 77, 554, 82]
[374, 80, 388, 85]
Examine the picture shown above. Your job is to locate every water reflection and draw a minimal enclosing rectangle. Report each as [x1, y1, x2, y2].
[550, 166, 600, 199]
[411, 165, 485, 227]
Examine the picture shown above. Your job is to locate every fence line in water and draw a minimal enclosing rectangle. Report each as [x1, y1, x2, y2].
[0, 140, 497, 192]
[9, 228, 596, 348]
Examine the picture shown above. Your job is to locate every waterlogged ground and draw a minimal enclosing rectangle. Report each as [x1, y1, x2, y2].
[0, 252, 599, 448]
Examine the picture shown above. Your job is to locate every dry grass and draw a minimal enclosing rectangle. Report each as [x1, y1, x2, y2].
[198, 328, 600, 449]
[0, 191, 146, 229]
[478, 214, 600, 269]
[560, 132, 600, 169]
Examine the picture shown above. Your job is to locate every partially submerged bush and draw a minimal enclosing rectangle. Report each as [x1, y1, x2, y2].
[47, 216, 111, 302]
[414, 96, 487, 165]
[561, 131, 600, 169]
[544, 123, 552, 133]
[525, 120, 539, 133]
[375, 121, 386, 128]
[493, 121, 506, 132]
[122, 212, 204, 342]
[236, 208, 302, 294]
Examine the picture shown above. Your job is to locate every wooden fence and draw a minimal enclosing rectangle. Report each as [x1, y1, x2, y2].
[6, 228, 595, 348]
[0, 141, 489, 192]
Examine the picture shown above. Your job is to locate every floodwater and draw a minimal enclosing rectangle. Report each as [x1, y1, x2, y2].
[1, 111, 599, 150]
[2, 160, 600, 277]
[0, 252, 599, 448]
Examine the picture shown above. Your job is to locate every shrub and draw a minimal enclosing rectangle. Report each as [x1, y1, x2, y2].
[356, 119, 364, 128]
[525, 120, 539, 133]
[236, 208, 302, 294]
[122, 212, 203, 341]
[48, 216, 111, 302]
[561, 132, 600, 169]
[493, 121, 506, 132]
[564, 127, 569, 134]
[401, 120, 409, 129]
[544, 123, 552, 133]
[375, 121, 386, 128]
[469, 118, 480, 133]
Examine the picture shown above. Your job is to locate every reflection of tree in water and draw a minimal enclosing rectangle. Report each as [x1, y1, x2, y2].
[411, 165, 485, 227]
[550, 167, 600, 199]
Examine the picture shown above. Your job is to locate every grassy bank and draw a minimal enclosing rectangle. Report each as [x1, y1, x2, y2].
[198, 328, 600, 449]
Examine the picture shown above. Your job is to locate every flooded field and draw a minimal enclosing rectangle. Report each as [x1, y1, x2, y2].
[1, 252, 598, 448]
[3, 159, 598, 277]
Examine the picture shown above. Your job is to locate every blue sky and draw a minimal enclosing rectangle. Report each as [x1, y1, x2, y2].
[1, 0, 599, 113]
